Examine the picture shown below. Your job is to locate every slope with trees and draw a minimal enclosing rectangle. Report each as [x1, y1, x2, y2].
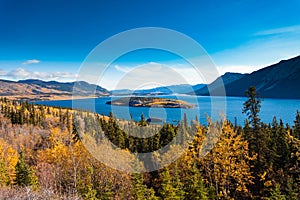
[0, 90, 299, 199]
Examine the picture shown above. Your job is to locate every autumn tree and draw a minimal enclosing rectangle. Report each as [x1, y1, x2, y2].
[0, 138, 18, 186]
[201, 121, 253, 199]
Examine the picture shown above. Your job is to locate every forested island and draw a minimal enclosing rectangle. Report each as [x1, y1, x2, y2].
[106, 97, 195, 108]
[0, 87, 299, 199]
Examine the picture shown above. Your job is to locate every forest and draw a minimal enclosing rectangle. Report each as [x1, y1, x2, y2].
[0, 86, 299, 199]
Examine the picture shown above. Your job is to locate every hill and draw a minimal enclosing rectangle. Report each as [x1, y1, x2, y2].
[0, 79, 110, 100]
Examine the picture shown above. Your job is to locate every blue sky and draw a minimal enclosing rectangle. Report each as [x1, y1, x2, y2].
[0, 0, 300, 89]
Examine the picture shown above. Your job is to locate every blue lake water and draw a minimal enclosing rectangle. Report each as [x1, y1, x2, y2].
[34, 95, 300, 126]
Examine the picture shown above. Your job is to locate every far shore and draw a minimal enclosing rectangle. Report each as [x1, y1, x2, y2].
[1, 95, 102, 102]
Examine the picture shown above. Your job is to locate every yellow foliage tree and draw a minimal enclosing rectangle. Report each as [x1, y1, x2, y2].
[201, 120, 254, 199]
[0, 138, 18, 185]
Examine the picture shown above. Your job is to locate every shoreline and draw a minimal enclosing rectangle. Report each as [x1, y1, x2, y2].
[0, 95, 103, 102]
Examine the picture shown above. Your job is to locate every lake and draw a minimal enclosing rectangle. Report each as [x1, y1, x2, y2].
[34, 95, 300, 126]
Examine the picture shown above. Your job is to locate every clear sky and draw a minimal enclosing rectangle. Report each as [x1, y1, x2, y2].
[1, 0, 300, 89]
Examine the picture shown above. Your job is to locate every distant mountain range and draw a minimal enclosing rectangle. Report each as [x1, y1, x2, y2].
[115, 55, 300, 99]
[0, 79, 110, 100]
[111, 84, 206, 96]
[111, 72, 247, 96]
[1, 55, 300, 100]
[194, 55, 300, 99]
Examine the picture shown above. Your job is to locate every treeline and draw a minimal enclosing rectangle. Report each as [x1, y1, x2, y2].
[0, 86, 299, 199]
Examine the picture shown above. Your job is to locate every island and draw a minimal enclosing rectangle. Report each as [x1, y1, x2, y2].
[106, 97, 195, 109]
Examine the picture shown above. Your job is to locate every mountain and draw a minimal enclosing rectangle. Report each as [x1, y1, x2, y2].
[194, 72, 246, 95]
[3, 55, 300, 100]
[195, 55, 300, 99]
[111, 83, 206, 96]
[0, 79, 110, 100]
[191, 84, 207, 93]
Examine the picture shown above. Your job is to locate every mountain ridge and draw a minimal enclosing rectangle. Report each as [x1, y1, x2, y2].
[0, 79, 110, 101]
[194, 55, 300, 99]
[111, 83, 206, 96]
[1, 55, 300, 100]
[193, 72, 246, 95]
